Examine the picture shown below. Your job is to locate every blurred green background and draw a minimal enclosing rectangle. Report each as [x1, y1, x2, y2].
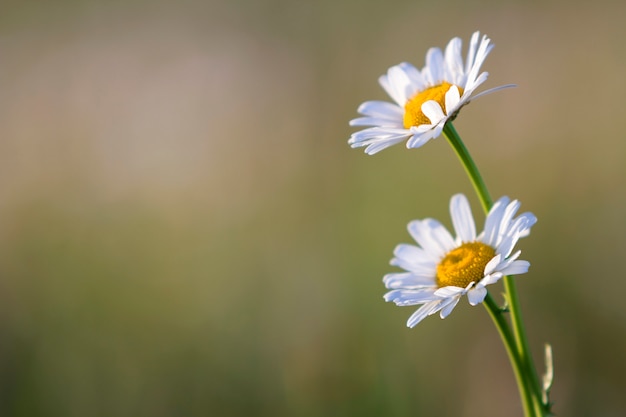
[1, 0, 625, 416]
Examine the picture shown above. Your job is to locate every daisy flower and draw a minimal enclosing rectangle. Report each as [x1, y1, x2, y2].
[383, 194, 536, 327]
[349, 31, 513, 155]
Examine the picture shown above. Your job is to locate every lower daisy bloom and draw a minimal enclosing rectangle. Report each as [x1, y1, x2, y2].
[348, 31, 514, 155]
[383, 194, 536, 327]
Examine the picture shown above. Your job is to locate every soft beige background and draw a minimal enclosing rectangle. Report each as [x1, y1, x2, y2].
[1, 0, 625, 416]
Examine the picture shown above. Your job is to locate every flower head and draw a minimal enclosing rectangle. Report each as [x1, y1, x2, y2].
[349, 31, 512, 155]
[384, 194, 536, 327]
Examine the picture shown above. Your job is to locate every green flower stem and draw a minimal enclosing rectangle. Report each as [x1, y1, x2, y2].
[504, 277, 545, 416]
[441, 123, 492, 213]
[443, 122, 546, 417]
[483, 294, 537, 417]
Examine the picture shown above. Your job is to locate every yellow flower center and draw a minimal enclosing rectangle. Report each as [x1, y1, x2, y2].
[436, 242, 495, 288]
[403, 82, 464, 128]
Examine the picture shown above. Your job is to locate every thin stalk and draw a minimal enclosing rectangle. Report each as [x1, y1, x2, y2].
[483, 294, 537, 417]
[442, 123, 492, 212]
[504, 279, 545, 415]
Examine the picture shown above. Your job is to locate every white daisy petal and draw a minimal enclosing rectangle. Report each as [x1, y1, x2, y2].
[396, 61, 426, 91]
[348, 134, 405, 148]
[467, 286, 488, 305]
[498, 207, 536, 249]
[384, 272, 435, 289]
[465, 35, 493, 90]
[516, 213, 538, 237]
[407, 300, 444, 327]
[501, 199, 522, 229]
[484, 253, 502, 275]
[350, 116, 402, 128]
[424, 47, 444, 83]
[406, 128, 437, 149]
[378, 71, 404, 106]
[482, 196, 510, 246]
[384, 288, 437, 306]
[471, 84, 517, 101]
[356, 100, 404, 118]
[390, 257, 435, 276]
[479, 272, 503, 286]
[444, 37, 464, 83]
[464, 71, 489, 96]
[498, 260, 530, 276]
[391, 244, 438, 271]
[407, 219, 455, 257]
[392, 242, 422, 257]
[499, 249, 521, 265]
[439, 296, 462, 319]
[434, 286, 466, 298]
[393, 259, 438, 274]
[466, 35, 493, 87]
[412, 124, 436, 133]
[363, 139, 407, 155]
[450, 193, 476, 242]
[496, 234, 517, 258]
[348, 127, 413, 154]
[465, 31, 481, 74]
[429, 122, 445, 140]
[386, 63, 421, 105]
[444, 85, 462, 115]
[421, 100, 446, 124]
[348, 127, 398, 143]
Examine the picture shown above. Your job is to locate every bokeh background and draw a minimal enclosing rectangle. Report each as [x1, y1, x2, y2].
[1, 0, 625, 416]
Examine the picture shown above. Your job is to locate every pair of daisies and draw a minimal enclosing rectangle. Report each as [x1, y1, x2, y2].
[349, 31, 536, 327]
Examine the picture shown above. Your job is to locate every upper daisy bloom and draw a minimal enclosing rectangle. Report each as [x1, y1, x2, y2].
[349, 31, 512, 155]
[383, 194, 536, 327]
